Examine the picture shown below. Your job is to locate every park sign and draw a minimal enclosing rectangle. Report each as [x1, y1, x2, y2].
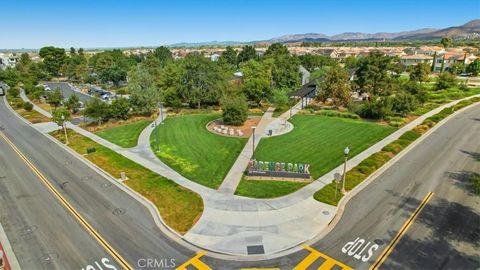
[247, 159, 311, 179]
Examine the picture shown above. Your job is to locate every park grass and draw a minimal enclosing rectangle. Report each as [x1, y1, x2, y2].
[95, 120, 151, 148]
[314, 97, 480, 206]
[255, 115, 397, 179]
[50, 129, 203, 234]
[234, 179, 309, 198]
[151, 114, 247, 189]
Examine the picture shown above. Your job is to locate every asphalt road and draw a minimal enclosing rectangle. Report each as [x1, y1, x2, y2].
[45, 82, 93, 103]
[0, 97, 195, 269]
[0, 94, 478, 269]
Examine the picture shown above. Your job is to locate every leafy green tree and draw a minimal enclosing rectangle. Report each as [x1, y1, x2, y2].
[240, 60, 272, 105]
[409, 62, 431, 82]
[109, 97, 130, 120]
[343, 56, 359, 69]
[47, 88, 64, 109]
[299, 54, 337, 71]
[237, 45, 257, 64]
[52, 107, 71, 126]
[359, 96, 393, 119]
[435, 72, 457, 90]
[157, 62, 183, 107]
[128, 66, 160, 114]
[91, 50, 130, 86]
[0, 68, 20, 87]
[440, 36, 453, 48]
[7, 86, 20, 98]
[179, 53, 228, 108]
[39, 46, 66, 76]
[99, 65, 127, 87]
[84, 98, 109, 124]
[270, 54, 301, 90]
[28, 86, 45, 101]
[354, 51, 400, 96]
[65, 94, 80, 113]
[318, 65, 351, 106]
[153, 46, 174, 67]
[448, 62, 465, 75]
[270, 88, 289, 108]
[265, 43, 289, 57]
[403, 81, 427, 103]
[392, 92, 417, 116]
[221, 94, 248, 126]
[219, 46, 238, 67]
[466, 59, 480, 76]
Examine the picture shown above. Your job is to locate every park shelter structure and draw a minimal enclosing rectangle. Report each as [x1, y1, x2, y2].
[288, 76, 321, 109]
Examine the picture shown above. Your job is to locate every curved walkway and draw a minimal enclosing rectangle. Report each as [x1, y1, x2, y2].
[19, 90, 480, 256]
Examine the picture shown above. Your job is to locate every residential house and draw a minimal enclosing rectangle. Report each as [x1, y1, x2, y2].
[433, 52, 478, 72]
[400, 53, 433, 67]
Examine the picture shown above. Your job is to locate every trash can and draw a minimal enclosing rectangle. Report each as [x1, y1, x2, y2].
[268, 130, 273, 136]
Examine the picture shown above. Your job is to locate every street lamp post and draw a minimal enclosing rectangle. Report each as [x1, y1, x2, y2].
[61, 115, 69, 145]
[341, 146, 350, 194]
[252, 126, 256, 159]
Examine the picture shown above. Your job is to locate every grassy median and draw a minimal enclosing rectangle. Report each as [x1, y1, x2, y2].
[50, 129, 203, 234]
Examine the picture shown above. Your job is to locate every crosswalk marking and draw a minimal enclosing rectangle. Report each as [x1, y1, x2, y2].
[176, 251, 212, 270]
[294, 245, 353, 270]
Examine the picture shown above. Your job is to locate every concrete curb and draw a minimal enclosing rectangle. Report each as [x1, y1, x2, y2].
[0, 222, 21, 270]
[306, 97, 480, 245]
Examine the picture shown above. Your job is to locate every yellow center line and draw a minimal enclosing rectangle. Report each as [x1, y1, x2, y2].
[0, 131, 133, 270]
[369, 191, 434, 270]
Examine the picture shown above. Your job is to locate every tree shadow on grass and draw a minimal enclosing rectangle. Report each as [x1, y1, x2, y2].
[382, 195, 480, 269]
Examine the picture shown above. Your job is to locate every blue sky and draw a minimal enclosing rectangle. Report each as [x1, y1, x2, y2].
[1, 0, 478, 49]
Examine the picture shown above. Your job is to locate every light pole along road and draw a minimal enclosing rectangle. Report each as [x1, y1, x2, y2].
[0, 95, 479, 269]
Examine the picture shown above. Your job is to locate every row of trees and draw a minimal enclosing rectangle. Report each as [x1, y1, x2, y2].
[314, 50, 468, 120]
[125, 43, 302, 117]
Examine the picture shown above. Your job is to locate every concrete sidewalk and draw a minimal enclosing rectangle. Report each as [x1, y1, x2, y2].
[20, 89, 480, 256]
[20, 89, 52, 118]
[217, 108, 274, 194]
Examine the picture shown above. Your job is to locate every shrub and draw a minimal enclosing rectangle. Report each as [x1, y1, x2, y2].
[393, 92, 418, 116]
[358, 97, 393, 119]
[471, 174, 480, 195]
[109, 97, 130, 120]
[23, 101, 33, 111]
[221, 94, 248, 126]
[8, 87, 20, 98]
[435, 72, 457, 90]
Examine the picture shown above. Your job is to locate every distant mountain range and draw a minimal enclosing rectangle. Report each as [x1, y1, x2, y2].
[169, 19, 480, 47]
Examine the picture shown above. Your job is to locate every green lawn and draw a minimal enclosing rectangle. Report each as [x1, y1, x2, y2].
[235, 179, 309, 198]
[50, 129, 203, 234]
[255, 115, 397, 179]
[95, 120, 151, 148]
[151, 114, 247, 189]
